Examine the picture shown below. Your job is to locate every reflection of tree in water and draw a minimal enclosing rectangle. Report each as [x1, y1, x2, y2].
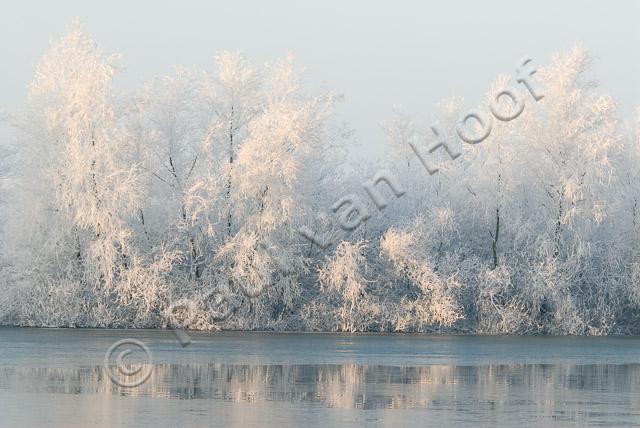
[2, 363, 640, 412]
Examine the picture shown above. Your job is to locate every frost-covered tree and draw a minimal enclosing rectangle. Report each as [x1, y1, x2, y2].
[125, 50, 340, 329]
[376, 45, 629, 334]
[380, 219, 463, 331]
[3, 22, 109, 322]
[315, 240, 372, 331]
[210, 54, 338, 329]
[2, 21, 176, 326]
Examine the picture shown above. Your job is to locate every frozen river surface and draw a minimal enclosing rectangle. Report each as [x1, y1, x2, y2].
[1, 328, 639, 427]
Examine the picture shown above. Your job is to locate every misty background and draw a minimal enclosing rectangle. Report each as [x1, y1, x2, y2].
[1, 0, 638, 154]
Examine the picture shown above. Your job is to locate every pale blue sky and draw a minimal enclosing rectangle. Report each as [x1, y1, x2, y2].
[1, 0, 638, 150]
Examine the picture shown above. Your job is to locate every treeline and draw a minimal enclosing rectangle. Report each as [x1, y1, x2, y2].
[1, 22, 639, 334]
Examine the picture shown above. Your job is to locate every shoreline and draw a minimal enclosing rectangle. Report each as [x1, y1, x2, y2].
[2, 324, 639, 337]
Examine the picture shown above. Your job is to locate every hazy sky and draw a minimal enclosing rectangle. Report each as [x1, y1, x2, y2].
[1, 1, 639, 151]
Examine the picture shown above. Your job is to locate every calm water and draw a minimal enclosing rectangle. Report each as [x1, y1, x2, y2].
[0, 328, 639, 427]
